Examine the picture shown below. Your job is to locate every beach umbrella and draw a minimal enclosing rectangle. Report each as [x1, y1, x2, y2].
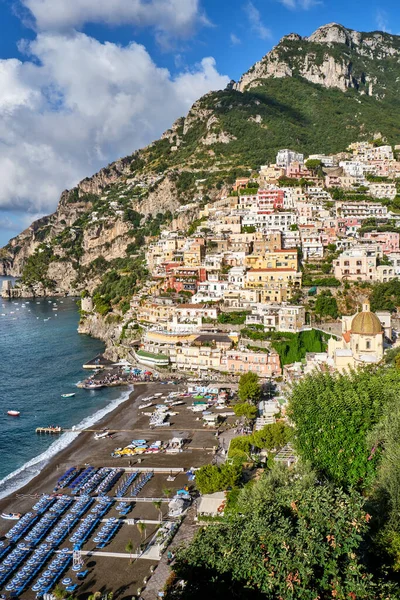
[62, 577, 72, 585]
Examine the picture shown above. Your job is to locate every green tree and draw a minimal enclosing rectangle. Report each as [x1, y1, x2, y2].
[305, 158, 322, 173]
[195, 463, 242, 494]
[153, 499, 163, 522]
[137, 521, 147, 543]
[314, 290, 339, 319]
[238, 372, 261, 405]
[174, 466, 386, 600]
[288, 368, 400, 487]
[162, 487, 172, 499]
[233, 403, 257, 420]
[126, 539, 134, 564]
[251, 422, 291, 450]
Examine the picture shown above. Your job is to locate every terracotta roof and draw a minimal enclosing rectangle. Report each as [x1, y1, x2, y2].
[342, 331, 351, 343]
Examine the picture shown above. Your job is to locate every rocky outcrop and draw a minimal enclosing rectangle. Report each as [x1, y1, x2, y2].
[235, 23, 400, 96]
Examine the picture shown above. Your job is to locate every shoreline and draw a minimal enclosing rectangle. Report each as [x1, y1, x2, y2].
[0, 383, 150, 513]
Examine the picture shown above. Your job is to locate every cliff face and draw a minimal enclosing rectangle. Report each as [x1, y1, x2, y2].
[3, 22, 400, 297]
[236, 23, 400, 97]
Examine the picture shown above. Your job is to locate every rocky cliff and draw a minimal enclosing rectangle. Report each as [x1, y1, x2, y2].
[236, 23, 400, 97]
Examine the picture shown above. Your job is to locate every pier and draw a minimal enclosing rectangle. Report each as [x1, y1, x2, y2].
[35, 427, 63, 434]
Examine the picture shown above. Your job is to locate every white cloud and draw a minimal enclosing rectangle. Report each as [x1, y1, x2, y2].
[376, 9, 392, 34]
[230, 33, 241, 45]
[19, 0, 210, 48]
[0, 32, 229, 215]
[278, 0, 321, 9]
[244, 2, 271, 40]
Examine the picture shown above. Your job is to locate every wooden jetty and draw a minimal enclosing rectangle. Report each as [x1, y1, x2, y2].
[35, 426, 63, 434]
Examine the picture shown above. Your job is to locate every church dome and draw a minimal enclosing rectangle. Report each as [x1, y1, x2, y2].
[351, 302, 382, 335]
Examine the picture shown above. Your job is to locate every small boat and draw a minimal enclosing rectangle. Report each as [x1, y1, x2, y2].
[139, 402, 153, 410]
[84, 383, 104, 389]
[61, 393, 75, 398]
[1, 512, 21, 520]
[94, 430, 110, 440]
[7, 410, 20, 417]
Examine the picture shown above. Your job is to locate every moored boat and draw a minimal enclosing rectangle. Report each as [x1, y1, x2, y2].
[61, 393, 75, 398]
[7, 410, 20, 417]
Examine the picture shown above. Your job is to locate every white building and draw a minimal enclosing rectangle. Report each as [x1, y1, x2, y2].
[276, 149, 304, 168]
[242, 212, 297, 232]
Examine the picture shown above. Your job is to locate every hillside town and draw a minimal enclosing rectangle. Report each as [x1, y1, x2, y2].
[76, 140, 400, 389]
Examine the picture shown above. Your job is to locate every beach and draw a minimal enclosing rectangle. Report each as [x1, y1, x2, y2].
[0, 381, 221, 599]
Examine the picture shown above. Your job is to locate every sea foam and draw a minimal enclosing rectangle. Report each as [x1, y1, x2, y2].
[0, 386, 133, 500]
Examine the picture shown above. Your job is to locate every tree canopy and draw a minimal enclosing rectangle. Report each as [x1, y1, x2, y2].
[238, 372, 261, 405]
[287, 368, 400, 487]
[173, 466, 391, 600]
[314, 290, 339, 319]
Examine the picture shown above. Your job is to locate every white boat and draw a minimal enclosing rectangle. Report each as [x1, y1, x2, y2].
[1, 512, 21, 520]
[94, 430, 110, 440]
[61, 393, 75, 398]
[7, 410, 20, 417]
[139, 402, 153, 410]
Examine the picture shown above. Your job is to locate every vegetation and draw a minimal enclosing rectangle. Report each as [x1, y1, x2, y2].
[370, 280, 400, 312]
[21, 246, 57, 288]
[195, 463, 242, 495]
[314, 290, 339, 319]
[173, 466, 391, 600]
[233, 403, 258, 420]
[228, 422, 291, 461]
[288, 368, 400, 487]
[217, 311, 249, 325]
[238, 372, 261, 405]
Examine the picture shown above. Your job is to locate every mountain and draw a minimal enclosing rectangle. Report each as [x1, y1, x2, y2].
[2, 22, 400, 298]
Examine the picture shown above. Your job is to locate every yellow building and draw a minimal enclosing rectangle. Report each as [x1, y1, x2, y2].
[245, 249, 298, 271]
[328, 302, 384, 372]
[183, 243, 205, 267]
[137, 302, 173, 325]
[245, 268, 302, 303]
[174, 345, 225, 372]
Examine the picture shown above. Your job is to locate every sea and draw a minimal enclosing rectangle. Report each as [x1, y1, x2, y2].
[0, 282, 131, 499]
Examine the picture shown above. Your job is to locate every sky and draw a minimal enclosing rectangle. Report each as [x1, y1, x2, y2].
[0, 0, 398, 246]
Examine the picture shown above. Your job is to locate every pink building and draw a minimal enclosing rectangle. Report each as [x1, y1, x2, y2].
[336, 218, 361, 235]
[362, 231, 400, 254]
[226, 350, 282, 377]
[285, 162, 311, 179]
[257, 189, 284, 212]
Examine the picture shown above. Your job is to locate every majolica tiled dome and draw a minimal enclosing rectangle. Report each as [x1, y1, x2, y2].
[351, 303, 382, 335]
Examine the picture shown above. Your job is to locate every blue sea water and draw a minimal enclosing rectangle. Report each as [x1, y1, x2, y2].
[0, 289, 130, 499]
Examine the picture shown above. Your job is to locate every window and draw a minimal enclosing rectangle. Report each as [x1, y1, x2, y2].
[366, 341, 371, 350]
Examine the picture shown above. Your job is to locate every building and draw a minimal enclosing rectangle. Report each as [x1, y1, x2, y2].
[245, 249, 298, 271]
[257, 188, 284, 212]
[338, 202, 388, 219]
[245, 268, 302, 302]
[276, 149, 304, 168]
[328, 302, 384, 372]
[226, 349, 282, 377]
[333, 247, 378, 281]
[246, 304, 305, 332]
[368, 182, 397, 200]
[242, 212, 296, 232]
[362, 231, 400, 254]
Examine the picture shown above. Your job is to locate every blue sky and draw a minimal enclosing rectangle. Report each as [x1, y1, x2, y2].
[0, 0, 398, 246]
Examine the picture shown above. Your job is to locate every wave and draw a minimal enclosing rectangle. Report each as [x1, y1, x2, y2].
[0, 386, 133, 500]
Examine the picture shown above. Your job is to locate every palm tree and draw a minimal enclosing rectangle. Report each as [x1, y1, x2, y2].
[162, 487, 172, 499]
[137, 520, 147, 543]
[153, 499, 163, 522]
[126, 539, 134, 564]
